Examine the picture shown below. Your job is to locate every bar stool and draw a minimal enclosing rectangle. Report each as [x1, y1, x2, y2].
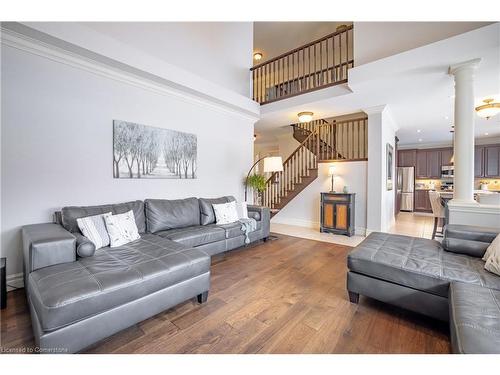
[428, 191, 445, 240]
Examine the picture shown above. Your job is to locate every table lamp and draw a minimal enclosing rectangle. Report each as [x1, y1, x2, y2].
[328, 165, 336, 193]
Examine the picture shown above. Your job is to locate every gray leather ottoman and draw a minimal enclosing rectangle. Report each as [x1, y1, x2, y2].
[449, 282, 500, 354]
[347, 232, 500, 321]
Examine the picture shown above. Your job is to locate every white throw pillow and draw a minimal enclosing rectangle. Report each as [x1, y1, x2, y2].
[104, 210, 140, 247]
[76, 212, 112, 249]
[483, 233, 500, 261]
[213, 201, 239, 225]
[236, 201, 249, 219]
[484, 234, 500, 276]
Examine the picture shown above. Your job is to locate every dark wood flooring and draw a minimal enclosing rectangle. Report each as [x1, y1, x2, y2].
[0, 234, 450, 353]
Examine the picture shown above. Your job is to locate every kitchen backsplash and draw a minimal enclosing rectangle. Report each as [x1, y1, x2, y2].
[415, 179, 441, 190]
[475, 178, 500, 191]
[414, 178, 500, 191]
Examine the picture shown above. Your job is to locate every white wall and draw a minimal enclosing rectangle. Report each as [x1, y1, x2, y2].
[85, 22, 254, 97]
[267, 132, 367, 234]
[366, 106, 397, 233]
[353, 22, 491, 66]
[2, 22, 260, 118]
[1, 43, 254, 280]
[272, 162, 368, 234]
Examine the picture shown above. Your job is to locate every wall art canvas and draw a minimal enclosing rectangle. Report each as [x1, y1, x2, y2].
[113, 120, 197, 179]
[386, 142, 393, 191]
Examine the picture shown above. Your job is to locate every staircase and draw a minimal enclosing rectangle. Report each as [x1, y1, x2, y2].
[262, 116, 368, 217]
[292, 119, 345, 160]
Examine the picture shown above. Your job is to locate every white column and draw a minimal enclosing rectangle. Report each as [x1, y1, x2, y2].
[365, 105, 397, 234]
[449, 59, 481, 204]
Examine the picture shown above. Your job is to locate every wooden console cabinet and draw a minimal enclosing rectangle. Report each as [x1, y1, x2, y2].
[320, 193, 355, 237]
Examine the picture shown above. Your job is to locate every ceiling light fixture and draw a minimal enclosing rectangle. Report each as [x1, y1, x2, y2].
[444, 116, 449, 120]
[298, 111, 314, 123]
[485, 132, 489, 136]
[416, 129, 421, 133]
[253, 52, 263, 61]
[475, 98, 500, 119]
[418, 138, 423, 142]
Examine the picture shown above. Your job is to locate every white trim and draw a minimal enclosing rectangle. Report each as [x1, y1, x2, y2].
[6, 272, 24, 291]
[448, 202, 500, 215]
[271, 216, 366, 236]
[1, 27, 260, 122]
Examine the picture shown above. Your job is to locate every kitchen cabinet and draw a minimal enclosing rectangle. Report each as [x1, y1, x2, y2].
[397, 149, 417, 167]
[440, 148, 453, 167]
[475, 146, 484, 178]
[426, 149, 441, 178]
[485, 145, 500, 177]
[416, 151, 428, 178]
[416, 149, 441, 178]
[415, 190, 432, 212]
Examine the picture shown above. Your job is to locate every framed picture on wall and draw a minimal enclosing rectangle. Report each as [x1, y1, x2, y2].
[113, 120, 197, 179]
[386, 143, 393, 191]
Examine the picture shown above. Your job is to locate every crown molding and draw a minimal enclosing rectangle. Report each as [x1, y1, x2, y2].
[1, 26, 260, 122]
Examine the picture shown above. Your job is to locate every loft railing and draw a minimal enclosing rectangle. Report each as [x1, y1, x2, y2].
[317, 117, 368, 161]
[250, 25, 354, 105]
[292, 116, 368, 161]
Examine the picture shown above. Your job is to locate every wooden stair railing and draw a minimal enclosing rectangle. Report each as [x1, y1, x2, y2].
[263, 129, 319, 215]
[251, 25, 354, 105]
[292, 119, 344, 160]
[262, 116, 368, 216]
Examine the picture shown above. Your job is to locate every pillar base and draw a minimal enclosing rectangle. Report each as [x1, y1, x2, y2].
[449, 199, 479, 207]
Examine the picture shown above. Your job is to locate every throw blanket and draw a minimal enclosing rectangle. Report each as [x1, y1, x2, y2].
[239, 218, 257, 244]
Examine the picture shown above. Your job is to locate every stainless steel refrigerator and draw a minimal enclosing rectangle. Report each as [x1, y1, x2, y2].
[397, 167, 415, 212]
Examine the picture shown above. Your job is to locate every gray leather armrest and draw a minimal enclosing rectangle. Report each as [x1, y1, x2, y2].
[443, 224, 499, 258]
[22, 223, 76, 275]
[247, 205, 270, 237]
[74, 233, 96, 258]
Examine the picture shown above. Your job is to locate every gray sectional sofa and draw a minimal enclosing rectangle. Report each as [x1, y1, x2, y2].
[347, 224, 500, 354]
[22, 196, 270, 353]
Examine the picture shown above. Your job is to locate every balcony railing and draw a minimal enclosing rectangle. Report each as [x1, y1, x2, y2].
[251, 25, 354, 105]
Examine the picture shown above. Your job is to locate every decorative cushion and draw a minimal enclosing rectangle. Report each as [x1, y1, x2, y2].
[483, 233, 500, 261]
[76, 212, 111, 250]
[61, 200, 146, 234]
[104, 210, 140, 247]
[199, 196, 235, 225]
[213, 201, 239, 225]
[484, 234, 500, 276]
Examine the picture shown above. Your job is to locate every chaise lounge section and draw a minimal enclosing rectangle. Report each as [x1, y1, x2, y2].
[346, 224, 500, 353]
[22, 196, 270, 353]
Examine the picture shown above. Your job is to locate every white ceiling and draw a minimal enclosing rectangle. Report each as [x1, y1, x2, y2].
[255, 23, 500, 147]
[253, 22, 350, 64]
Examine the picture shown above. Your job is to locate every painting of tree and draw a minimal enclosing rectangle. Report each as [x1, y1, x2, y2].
[113, 120, 197, 179]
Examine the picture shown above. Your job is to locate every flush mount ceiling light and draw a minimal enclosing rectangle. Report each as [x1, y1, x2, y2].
[253, 52, 263, 61]
[475, 98, 500, 119]
[298, 111, 314, 123]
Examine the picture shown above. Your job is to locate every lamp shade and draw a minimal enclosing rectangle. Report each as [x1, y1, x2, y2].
[263, 156, 283, 172]
[328, 165, 336, 176]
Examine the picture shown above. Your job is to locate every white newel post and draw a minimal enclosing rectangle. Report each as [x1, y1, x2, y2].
[448, 59, 481, 204]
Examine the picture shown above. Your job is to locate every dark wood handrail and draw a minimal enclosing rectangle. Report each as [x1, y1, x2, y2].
[265, 128, 318, 185]
[250, 25, 353, 71]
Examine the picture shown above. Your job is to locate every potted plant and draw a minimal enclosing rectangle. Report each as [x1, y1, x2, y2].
[245, 174, 267, 205]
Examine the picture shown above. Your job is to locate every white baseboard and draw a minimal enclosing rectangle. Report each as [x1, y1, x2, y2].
[271, 217, 320, 229]
[6, 272, 24, 291]
[271, 217, 366, 236]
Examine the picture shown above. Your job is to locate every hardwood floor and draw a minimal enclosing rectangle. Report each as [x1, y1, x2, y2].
[0, 234, 450, 354]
